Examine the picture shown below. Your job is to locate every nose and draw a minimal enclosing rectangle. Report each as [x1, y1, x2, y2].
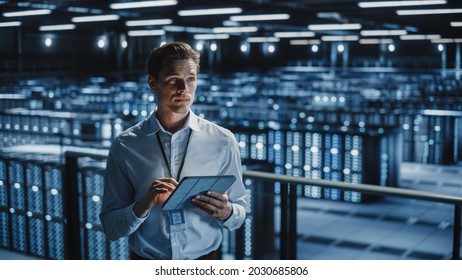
[177, 79, 188, 93]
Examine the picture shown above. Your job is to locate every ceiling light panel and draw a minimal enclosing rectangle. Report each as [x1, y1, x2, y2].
[72, 15, 120, 23]
[361, 30, 408, 36]
[397, 9, 462, 15]
[125, 19, 173, 26]
[127, 30, 166, 36]
[274, 31, 316, 38]
[289, 39, 321, 45]
[3, 9, 51, 17]
[308, 24, 362, 30]
[431, 38, 462, 43]
[178, 8, 242, 16]
[359, 38, 394, 44]
[358, 1, 447, 8]
[213, 26, 258, 33]
[230, 14, 290, 22]
[39, 24, 76, 31]
[400, 34, 441, 40]
[0, 21, 21, 27]
[321, 35, 359, 41]
[246, 37, 280, 43]
[193, 34, 230, 40]
[110, 0, 177, 9]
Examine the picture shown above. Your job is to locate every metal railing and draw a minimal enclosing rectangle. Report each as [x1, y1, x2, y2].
[242, 170, 462, 260]
[63, 151, 462, 260]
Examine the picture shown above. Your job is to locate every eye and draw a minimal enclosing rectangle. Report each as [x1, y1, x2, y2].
[187, 77, 196, 82]
[167, 77, 177, 83]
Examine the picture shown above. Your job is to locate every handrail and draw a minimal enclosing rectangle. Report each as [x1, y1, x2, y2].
[242, 169, 462, 260]
[243, 170, 462, 205]
[63, 151, 462, 260]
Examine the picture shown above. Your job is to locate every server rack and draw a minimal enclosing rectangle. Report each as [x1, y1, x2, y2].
[0, 146, 129, 260]
[230, 122, 401, 204]
[77, 161, 129, 260]
[221, 160, 276, 260]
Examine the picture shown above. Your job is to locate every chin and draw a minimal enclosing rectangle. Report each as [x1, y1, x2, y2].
[172, 106, 190, 114]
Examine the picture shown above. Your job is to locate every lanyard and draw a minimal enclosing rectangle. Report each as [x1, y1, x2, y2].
[156, 129, 193, 182]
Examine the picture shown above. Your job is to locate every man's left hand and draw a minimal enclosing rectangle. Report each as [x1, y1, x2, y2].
[192, 191, 233, 221]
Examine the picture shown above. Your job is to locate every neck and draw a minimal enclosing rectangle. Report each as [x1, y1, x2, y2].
[156, 109, 189, 133]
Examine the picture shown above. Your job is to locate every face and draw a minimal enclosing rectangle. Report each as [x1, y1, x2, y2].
[148, 58, 198, 115]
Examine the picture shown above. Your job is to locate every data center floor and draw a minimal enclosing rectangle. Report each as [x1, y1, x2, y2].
[1, 161, 461, 260]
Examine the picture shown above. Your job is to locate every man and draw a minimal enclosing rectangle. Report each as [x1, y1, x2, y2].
[99, 42, 248, 260]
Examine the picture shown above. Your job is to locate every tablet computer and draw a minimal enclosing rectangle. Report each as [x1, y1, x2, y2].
[162, 175, 236, 211]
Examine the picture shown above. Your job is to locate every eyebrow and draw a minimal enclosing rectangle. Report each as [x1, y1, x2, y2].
[163, 69, 197, 77]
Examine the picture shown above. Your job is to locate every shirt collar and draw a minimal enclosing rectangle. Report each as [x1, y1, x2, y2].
[147, 109, 200, 136]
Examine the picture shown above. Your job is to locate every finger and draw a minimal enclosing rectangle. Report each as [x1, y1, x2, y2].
[157, 178, 179, 186]
[152, 178, 178, 187]
[206, 191, 229, 202]
[191, 199, 216, 215]
[192, 195, 224, 213]
[193, 203, 214, 215]
[193, 198, 230, 220]
[194, 193, 221, 207]
[151, 181, 176, 192]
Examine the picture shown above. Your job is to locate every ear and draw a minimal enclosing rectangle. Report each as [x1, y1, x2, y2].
[148, 75, 157, 91]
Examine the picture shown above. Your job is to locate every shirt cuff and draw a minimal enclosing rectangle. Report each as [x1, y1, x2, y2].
[222, 203, 242, 229]
[129, 202, 150, 223]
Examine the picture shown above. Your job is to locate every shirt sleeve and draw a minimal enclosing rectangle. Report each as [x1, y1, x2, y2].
[99, 140, 148, 241]
[219, 129, 248, 231]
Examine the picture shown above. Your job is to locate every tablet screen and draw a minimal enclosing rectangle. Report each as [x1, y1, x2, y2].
[162, 175, 236, 211]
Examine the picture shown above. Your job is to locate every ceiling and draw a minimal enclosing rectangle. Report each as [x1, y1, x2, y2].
[1, 0, 461, 44]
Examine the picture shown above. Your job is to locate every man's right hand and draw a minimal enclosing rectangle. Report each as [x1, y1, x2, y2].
[133, 178, 178, 218]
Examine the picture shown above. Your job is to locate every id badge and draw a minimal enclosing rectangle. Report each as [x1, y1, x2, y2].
[168, 210, 186, 232]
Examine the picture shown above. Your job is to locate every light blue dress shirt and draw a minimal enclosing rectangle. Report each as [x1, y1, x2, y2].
[99, 110, 248, 260]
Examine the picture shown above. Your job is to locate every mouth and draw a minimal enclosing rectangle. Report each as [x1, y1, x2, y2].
[173, 97, 190, 103]
[173, 94, 191, 102]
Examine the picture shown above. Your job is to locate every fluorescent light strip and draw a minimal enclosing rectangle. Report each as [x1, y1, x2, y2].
[3, 9, 51, 17]
[274, 31, 315, 38]
[246, 37, 280, 43]
[110, 0, 177, 9]
[72, 15, 120, 23]
[194, 34, 230, 40]
[126, 19, 172, 26]
[358, 1, 446, 8]
[359, 38, 393, 44]
[163, 26, 213, 33]
[163, 26, 186, 32]
[213, 26, 258, 33]
[0, 21, 21, 27]
[451, 22, 462, 27]
[230, 14, 290, 21]
[361, 30, 407, 36]
[127, 30, 165, 37]
[400, 34, 440, 40]
[431, 38, 454, 43]
[397, 9, 462, 15]
[431, 38, 462, 43]
[289, 39, 321, 45]
[178, 8, 242, 16]
[308, 23, 361, 30]
[321, 35, 359, 41]
[39, 24, 76, 31]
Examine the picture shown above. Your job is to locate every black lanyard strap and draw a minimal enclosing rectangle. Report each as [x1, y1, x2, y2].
[156, 129, 193, 181]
